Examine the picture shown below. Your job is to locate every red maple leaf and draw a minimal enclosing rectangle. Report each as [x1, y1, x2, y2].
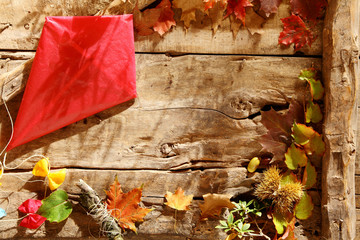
[290, 0, 327, 21]
[153, 0, 176, 36]
[278, 14, 315, 51]
[259, 0, 282, 16]
[203, 0, 228, 10]
[105, 177, 152, 232]
[225, 0, 253, 25]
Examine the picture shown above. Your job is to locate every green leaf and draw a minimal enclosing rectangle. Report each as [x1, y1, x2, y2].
[303, 161, 317, 189]
[242, 223, 251, 231]
[304, 132, 325, 156]
[227, 212, 234, 225]
[281, 171, 299, 185]
[285, 143, 308, 170]
[294, 191, 314, 220]
[298, 69, 324, 100]
[272, 211, 288, 234]
[37, 190, 72, 223]
[306, 101, 323, 123]
[292, 123, 316, 145]
[308, 78, 324, 100]
[299, 69, 316, 81]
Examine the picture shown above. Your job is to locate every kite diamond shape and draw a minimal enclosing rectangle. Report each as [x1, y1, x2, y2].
[7, 15, 136, 151]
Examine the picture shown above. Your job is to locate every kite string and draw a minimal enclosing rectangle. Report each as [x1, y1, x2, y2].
[0, 98, 48, 176]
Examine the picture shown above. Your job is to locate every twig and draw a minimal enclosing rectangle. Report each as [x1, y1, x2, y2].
[76, 179, 123, 240]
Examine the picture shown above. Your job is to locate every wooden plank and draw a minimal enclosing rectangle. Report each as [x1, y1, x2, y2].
[0, 1, 322, 55]
[322, 0, 360, 239]
[0, 54, 321, 170]
[0, 173, 321, 239]
[0, 169, 252, 239]
[0, 0, 153, 51]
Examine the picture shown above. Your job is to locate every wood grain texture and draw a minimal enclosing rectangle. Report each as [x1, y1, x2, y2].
[0, 53, 321, 171]
[0, 1, 322, 55]
[322, 0, 359, 239]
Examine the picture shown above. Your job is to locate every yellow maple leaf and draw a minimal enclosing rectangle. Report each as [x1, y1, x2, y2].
[199, 193, 235, 220]
[32, 158, 50, 177]
[48, 169, 66, 191]
[165, 187, 193, 211]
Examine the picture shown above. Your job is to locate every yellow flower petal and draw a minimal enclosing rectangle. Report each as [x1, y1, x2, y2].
[48, 169, 66, 191]
[32, 158, 49, 177]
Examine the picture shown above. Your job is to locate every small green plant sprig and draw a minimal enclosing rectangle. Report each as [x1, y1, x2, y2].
[216, 199, 271, 240]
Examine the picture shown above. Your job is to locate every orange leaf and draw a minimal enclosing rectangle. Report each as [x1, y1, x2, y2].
[199, 193, 235, 219]
[153, 0, 176, 36]
[173, 0, 205, 28]
[165, 187, 193, 211]
[133, 4, 162, 36]
[203, 0, 227, 10]
[105, 177, 152, 232]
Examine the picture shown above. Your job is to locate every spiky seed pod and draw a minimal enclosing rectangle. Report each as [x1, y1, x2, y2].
[254, 166, 304, 214]
[274, 182, 304, 213]
[254, 166, 282, 201]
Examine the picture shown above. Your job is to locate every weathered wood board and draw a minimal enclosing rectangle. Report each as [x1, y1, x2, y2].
[0, 0, 323, 55]
[0, 54, 321, 171]
[323, 0, 359, 239]
[0, 51, 323, 239]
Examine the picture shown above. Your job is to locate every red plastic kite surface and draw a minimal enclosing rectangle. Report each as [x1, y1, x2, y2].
[7, 15, 137, 151]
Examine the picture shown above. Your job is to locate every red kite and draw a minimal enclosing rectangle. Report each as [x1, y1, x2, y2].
[7, 15, 136, 150]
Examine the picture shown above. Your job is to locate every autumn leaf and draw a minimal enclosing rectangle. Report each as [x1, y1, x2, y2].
[203, 0, 228, 10]
[259, 132, 288, 161]
[153, 0, 176, 36]
[290, 0, 327, 22]
[173, 0, 205, 28]
[133, 4, 162, 36]
[303, 160, 316, 189]
[303, 132, 325, 157]
[259, 0, 282, 17]
[225, 0, 253, 25]
[199, 193, 235, 219]
[291, 123, 316, 145]
[279, 217, 297, 240]
[284, 143, 307, 170]
[18, 199, 46, 229]
[272, 210, 288, 234]
[279, 14, 315, 51]
[105, 177, 152, 232]
[207, 1, 227, 33]
[294, 191, 314, 220]
[299, 69, 324, 100]
[246, 8, 265, 35]
[305, 101, 323, 123]
[165, 187, 193, 211]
